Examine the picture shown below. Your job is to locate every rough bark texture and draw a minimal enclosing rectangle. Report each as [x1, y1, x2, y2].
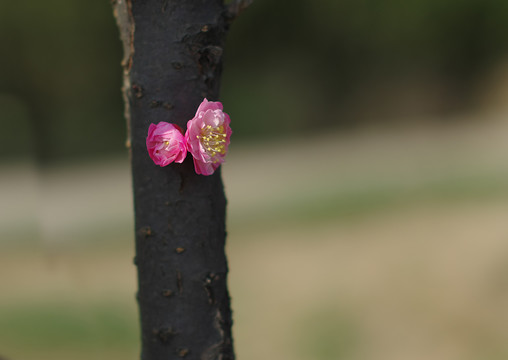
[112, 0, 248, 359]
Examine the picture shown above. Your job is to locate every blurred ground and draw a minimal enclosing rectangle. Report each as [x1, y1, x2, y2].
[2, 113, 508, 360]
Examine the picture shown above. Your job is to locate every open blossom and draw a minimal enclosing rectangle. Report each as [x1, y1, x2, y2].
[185, 99, 232, 176]
[146, 122, 187, 166]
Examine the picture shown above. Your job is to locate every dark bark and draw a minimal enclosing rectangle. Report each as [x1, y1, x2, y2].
[112, 1, 249, 359]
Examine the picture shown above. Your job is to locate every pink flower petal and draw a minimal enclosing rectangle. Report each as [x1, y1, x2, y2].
[185, 98, 232, 176]
[146, 121, 187, 167]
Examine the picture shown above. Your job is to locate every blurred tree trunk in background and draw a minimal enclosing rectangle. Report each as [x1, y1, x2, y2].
[113, 1, 249, 359]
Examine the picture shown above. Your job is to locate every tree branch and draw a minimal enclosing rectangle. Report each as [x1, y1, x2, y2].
[113, 1, 235, 359]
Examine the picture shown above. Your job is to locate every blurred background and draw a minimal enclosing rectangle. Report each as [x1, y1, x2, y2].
[2, 0, 508, 359]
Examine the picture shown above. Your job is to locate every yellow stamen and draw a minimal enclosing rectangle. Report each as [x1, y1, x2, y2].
[199, 123, 227, 158]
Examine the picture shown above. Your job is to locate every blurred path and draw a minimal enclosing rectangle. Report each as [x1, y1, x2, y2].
[2, 112, 508, 245]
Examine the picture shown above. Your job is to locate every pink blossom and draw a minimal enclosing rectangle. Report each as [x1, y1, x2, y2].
[185, 99, 232, 175]
[146, 122, 187, 166]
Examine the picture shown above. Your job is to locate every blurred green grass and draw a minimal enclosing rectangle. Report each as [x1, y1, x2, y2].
[231, 171, 508, 232]
[0, 302, 138, 355]
[294, 306, 359, 360]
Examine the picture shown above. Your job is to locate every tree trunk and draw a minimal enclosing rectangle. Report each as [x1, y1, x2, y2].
[112, 1, 248, 359]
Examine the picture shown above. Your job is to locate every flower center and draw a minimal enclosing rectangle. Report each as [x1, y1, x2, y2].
[198, 124, 227, 159]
